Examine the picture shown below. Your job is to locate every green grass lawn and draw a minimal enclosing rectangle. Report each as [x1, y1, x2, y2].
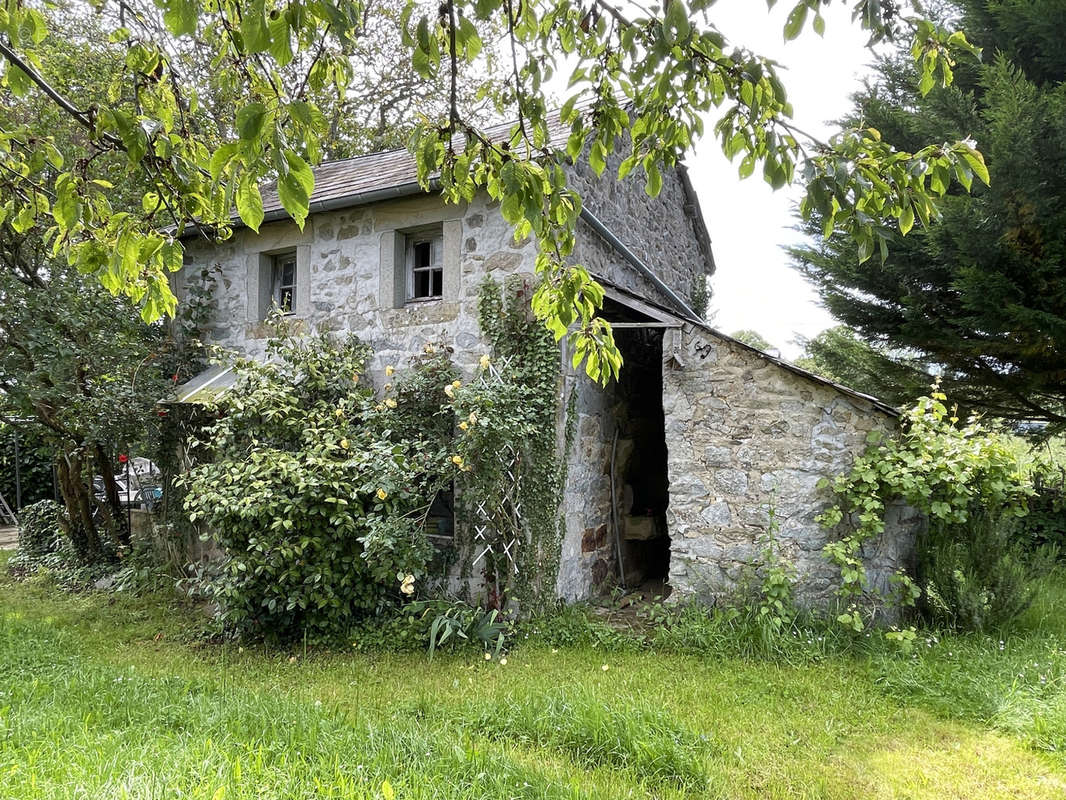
[2, 561, 1065, 799]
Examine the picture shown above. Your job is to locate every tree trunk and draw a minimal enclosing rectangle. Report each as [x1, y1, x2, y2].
[55, 451, 102, 561]
[93, 442, 129, 548]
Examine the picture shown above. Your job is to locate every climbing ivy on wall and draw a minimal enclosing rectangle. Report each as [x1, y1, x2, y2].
[449, 276, 568, 613]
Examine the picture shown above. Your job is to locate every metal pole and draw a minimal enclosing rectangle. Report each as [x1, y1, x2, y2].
[125, 456, 132, 540]
[13, 429, 21, 511]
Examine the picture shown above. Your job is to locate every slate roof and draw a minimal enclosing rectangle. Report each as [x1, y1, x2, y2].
[258, 116, 573, 221]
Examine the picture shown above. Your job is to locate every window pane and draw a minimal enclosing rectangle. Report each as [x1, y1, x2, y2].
[414, 241, 431, 269]
[431, 268, 442, 297]
[281, 260, 295, 287]
[279, 287, 293, 312]
[414, 269, 430, 298]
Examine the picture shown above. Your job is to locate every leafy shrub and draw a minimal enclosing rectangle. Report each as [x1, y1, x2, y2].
[15, 499, 64, 559]
[427, 601, 507, 658]
[819, 385, 1034, 626]
[917, 508, 1052, 631]
[183, 323, 462, 641]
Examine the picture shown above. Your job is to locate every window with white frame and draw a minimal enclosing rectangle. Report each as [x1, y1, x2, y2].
[406, 231, 443, 302]
[270, 250, 297, 314]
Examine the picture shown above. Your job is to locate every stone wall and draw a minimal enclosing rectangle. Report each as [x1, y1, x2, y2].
[662, 324, 921, 610]
[567, 160, 712, 312]
[180, 192, 536, 379]
[556, 369, 620, 601]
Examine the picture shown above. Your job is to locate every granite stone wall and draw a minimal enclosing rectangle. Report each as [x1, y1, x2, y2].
[178, 182, 910, 610]
[567, 160, 712, 312]
[179, 192, 535, 379]
[556, 368, 620, 601]
[662, 324, 921, 610]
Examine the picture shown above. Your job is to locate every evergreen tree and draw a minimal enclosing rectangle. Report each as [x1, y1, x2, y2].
[793, 326, 931, 405]
[792, 1, 1066, 427]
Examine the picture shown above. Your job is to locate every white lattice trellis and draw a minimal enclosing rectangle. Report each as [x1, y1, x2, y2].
[468, 356, 526, 579]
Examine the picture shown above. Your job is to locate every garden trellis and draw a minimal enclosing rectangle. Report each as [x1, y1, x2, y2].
[468, 355, 526, 591]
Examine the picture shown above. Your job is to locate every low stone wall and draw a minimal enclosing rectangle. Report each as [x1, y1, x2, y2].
[662, 324, 922, 610]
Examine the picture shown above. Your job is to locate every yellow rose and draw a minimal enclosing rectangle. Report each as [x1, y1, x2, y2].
[451, 455, 464, 467]
[385, 365, 395, 377]
[340, 438, 349, 449]
[335, 408, 343, 417]
[451, 379, 462, 389]
[384, 382, 393, 392]
[385, 398, 397, 408]
[468, 412, 478, 426]
[479, 354, 491, 369]
[459, 421, 469, 431]
[444, 384, 455, 398]
[376, 488, 388, 501]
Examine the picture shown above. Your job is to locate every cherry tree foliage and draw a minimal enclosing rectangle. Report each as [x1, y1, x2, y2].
[0, 0, 987, 380]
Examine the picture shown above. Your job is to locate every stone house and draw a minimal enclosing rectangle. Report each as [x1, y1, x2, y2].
[175, 126, 919, 609]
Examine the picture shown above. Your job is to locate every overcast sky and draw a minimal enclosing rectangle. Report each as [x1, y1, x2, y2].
[686, 1, 876, 357]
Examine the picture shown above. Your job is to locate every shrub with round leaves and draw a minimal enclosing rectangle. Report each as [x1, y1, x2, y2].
[183, 322, 460, 641]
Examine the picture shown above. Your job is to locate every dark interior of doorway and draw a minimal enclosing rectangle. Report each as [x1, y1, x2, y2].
[609, 311, 671, 597]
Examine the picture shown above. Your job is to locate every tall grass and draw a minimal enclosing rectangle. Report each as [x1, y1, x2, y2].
[459, 689, 710, 789]
[3, 556, 1066, 798]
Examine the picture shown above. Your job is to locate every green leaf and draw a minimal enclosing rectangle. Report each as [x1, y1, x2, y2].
[53, 173, 81, 232]
[278, 153, 314, 229]
[236, 174, 265, 232]
[645, 162, 662, 196]
[961, 149, 990, 186]
[663, 0, 690, 44]
[783, 2, 808, 41]
[236, 103, 269, 142]
[899, 204, 914, 235]
[284, 151, 315, 197]
[240, 1, 271, 53]
[162, 0, 198, 37]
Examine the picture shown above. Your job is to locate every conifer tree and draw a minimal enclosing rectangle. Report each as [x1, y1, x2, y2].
[792, 1, 1066, 427]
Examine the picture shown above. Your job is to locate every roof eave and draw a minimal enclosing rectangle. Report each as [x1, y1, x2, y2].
[179, 179, 437, 241]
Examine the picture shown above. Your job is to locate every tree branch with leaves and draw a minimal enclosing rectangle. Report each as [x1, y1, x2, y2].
[0, 0, 988, 380]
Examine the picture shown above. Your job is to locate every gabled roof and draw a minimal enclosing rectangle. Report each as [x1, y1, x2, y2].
[256, 116, 573, 223]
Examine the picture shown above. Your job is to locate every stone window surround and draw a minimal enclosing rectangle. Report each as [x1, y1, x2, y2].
[404, 225, 445, 302]
[244, 222, 313, 324]
[378, 200, 462, 310]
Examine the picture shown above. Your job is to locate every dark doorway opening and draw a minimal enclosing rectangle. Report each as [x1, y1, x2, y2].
[609, 317, 671, 596]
